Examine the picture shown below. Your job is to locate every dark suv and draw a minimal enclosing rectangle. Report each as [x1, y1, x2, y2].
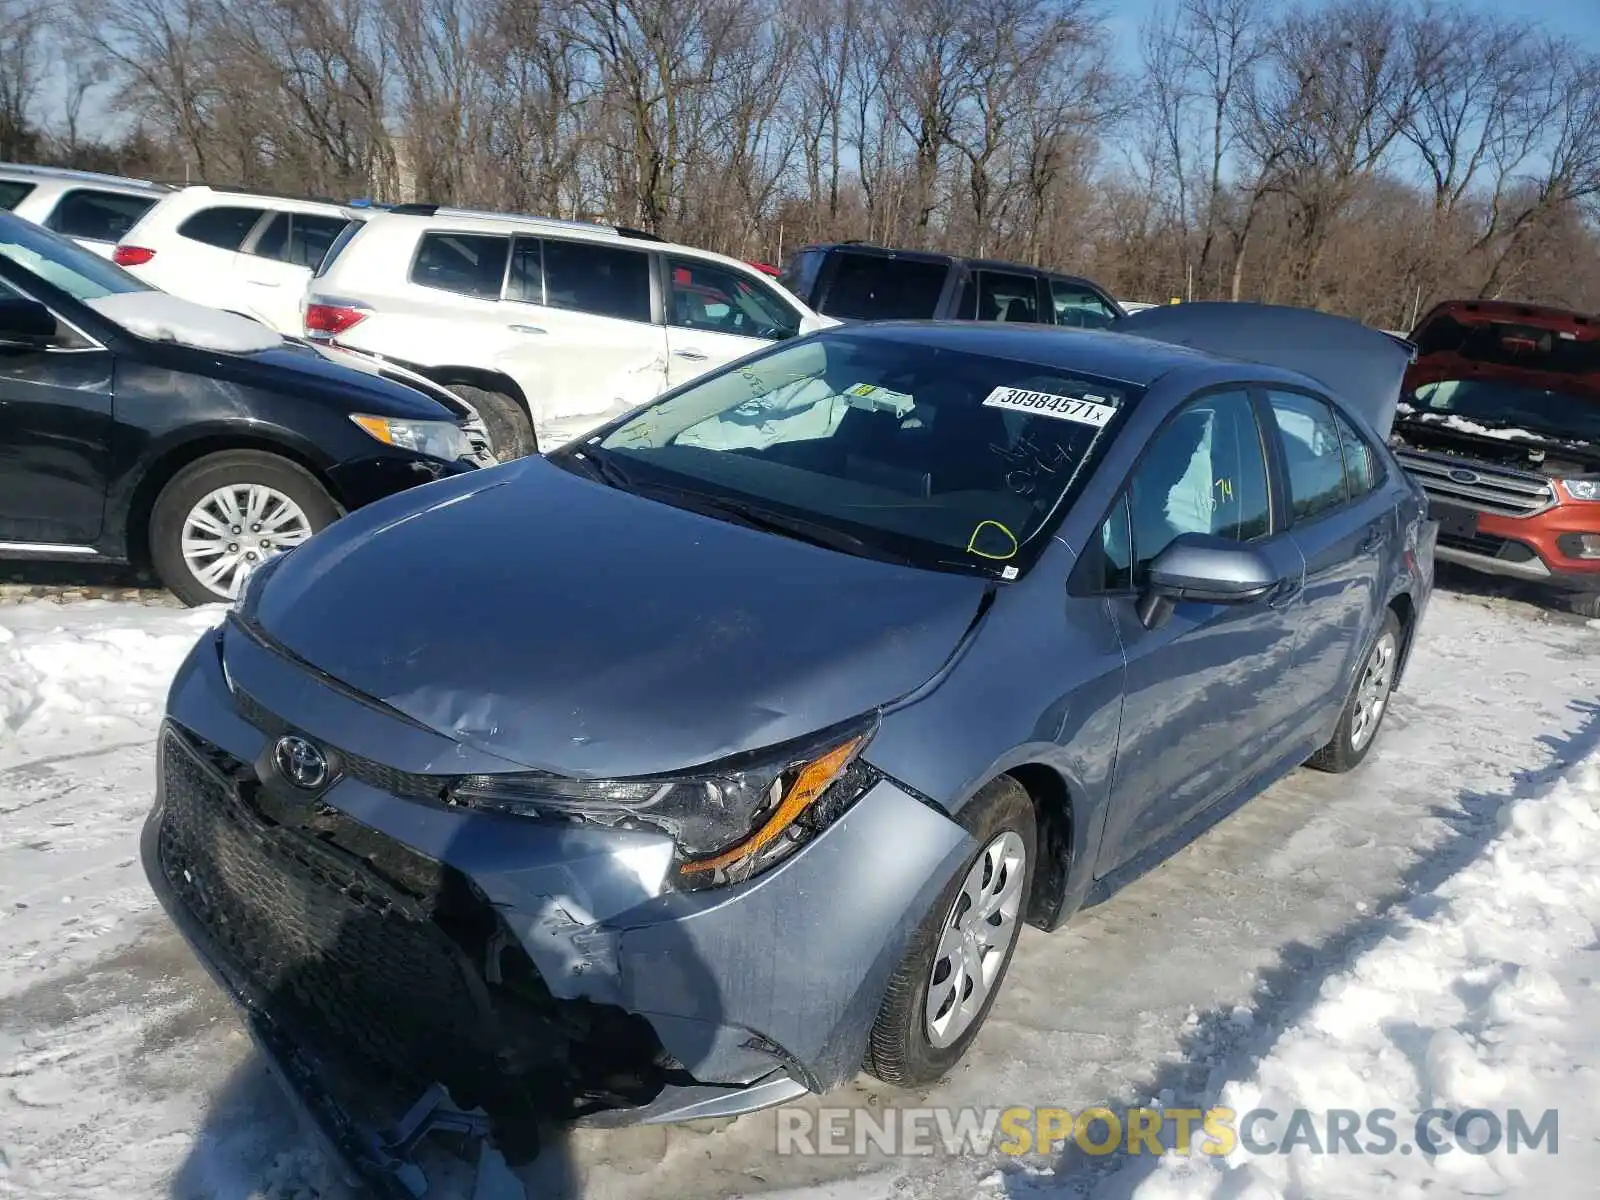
[0, 212, 491, 606]
[778, 243, 1124, 328]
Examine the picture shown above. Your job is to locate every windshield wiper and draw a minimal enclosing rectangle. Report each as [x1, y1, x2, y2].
[656, 488, 919, 565]
[562, 445, 637, 491]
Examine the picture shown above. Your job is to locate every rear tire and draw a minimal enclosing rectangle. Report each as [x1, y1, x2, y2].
[1307, 609, 1401, 773]
[148, 451, 339, 607]
[864, 777, 1035, 1087]
[452, 384, 535, 462]
[1566, 592, 1600, 620]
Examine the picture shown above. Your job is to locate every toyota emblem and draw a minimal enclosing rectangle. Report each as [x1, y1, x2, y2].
[1447, 467, 1480, 484]
[274, 734, 329, 790]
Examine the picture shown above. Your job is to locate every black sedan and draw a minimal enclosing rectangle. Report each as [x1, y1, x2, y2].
[0, 211, 491, 605]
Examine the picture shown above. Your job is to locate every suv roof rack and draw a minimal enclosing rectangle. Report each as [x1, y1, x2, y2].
[162, 182, 350, 205]
[377, 203, 673, 245]
[0, 162, 172, 191]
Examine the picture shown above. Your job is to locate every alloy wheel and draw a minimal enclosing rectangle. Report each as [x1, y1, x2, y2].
[180, 484, 314, 600]
[925, 829, 1027, 1049]
[1350, 630, 1397, 752]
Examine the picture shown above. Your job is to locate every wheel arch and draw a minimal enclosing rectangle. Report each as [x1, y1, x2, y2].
[418, 364, 531, 420]
[1387, 590, 1418, 690]
[1003, 762, 1078, 931]
[120, 433, 337, 569]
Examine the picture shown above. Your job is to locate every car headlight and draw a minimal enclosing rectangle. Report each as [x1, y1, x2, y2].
[1560, 478, 1600, 502]
[350, 414, 471, 462]
[445, 716, 881, 888]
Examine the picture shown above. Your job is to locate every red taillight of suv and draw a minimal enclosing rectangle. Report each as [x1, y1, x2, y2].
[304, 302, 369, 339]
[113, 245, 156, 267]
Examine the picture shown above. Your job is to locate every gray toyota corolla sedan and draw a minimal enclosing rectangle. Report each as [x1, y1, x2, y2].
[144, 304, 1434, 1193]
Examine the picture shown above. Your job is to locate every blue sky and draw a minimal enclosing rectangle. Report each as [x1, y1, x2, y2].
[1104, 0, 1600, 66]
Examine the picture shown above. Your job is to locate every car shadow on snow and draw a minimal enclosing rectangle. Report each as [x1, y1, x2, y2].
[1005, 696, 1600, 1199]
[164, 808, 733, 1200]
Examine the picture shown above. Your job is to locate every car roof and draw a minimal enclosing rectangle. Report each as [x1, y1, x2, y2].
[834, 321, 1216, 387]
[0, 163, 172, 195]
[352, 207, 786, 275]
[790, 243, 1099, 283]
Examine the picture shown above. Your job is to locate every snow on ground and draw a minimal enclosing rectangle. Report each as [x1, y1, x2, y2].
[1083, 748, 1600, 1200]
[0, 588, 1597, 1200]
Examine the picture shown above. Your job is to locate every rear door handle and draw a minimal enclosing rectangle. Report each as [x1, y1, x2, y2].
[1360, 526, 1390, 553]
[247, 280, 281, 289]
[508, 324, 546, 335]
[674, 349, 708, 362]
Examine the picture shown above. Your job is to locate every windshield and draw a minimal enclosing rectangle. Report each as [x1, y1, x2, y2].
[0, 215, 152, 301]
[585, 332, 1136, 575]
[1409, 378, 1600, 441]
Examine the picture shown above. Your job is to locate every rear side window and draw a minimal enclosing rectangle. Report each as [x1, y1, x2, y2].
[252, 212, 357, 269]
[958, 270, 1042, 323]
[777, 248, 827, 304]
[818, 253, 948, 321]
[313, 219, 364, 278]
[1051, 280, 1119, 329]
[0, 181, 37, 210]
[1267, 391, 1348, 521]
[178, 206, 267, 250]
[1333, 409, 1380, 497]
[541, 239, 650, 323]
[410, 232, 510, 300]
[44, 189, 159, 243]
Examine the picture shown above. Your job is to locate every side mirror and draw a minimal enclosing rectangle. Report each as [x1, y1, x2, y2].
[1136, 533, 1280, 630]
[0, 297, 59, 352]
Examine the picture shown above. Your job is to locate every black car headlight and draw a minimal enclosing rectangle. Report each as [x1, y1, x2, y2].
[445, 716, 881, 888]
[350, 413, 473, 462]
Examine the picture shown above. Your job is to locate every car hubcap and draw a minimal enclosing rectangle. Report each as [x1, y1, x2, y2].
[925, 829, 1027, 1049]
[181, 485, 313, 600]
[1350, 631, 1397, 751]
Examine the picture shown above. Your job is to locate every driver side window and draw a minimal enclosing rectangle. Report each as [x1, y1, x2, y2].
[668, 258, 800, 340]
[1094, 390, 1272, 589]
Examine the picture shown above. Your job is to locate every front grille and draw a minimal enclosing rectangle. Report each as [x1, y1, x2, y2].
[1395, 448, 1555, 517]
[156, 727, 506, 1099]
[232, 686, 450, 801]
[1438, 530, 1511, 556]
[156, 722, 676, 1123]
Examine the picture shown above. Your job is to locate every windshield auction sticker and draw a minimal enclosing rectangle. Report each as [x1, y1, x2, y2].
[982, 386, 1118, 427]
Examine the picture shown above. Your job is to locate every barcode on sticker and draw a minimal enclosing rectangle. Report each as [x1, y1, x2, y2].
[982, 387, 1117, 426]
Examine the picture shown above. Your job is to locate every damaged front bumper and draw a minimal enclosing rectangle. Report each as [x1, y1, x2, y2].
[141, 622, 972, 1189]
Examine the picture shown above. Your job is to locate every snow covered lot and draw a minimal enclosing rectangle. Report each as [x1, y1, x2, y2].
[1, 583, 1597, 1199]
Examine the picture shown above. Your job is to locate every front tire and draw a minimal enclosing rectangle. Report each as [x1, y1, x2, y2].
[148, 451, 338, 607]
[1307, 609, 1401, 773]
[865, 776, 1036, 1087]
[452, 384, 535, 462]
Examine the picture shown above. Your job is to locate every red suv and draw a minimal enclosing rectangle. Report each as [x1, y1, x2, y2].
[1391, 300, 1600, 615]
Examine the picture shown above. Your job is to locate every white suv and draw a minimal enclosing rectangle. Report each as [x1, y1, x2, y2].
[0, 164, 171, 257]
[302, 206, 835, 456]
[112, 185, 364, 334]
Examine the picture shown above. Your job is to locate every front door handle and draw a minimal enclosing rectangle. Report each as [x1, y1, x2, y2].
[508, 324, 546, 335]
[674, 349, 709, 362]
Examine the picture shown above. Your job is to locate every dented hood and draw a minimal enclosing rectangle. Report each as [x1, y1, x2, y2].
[245, 458, 989, 777]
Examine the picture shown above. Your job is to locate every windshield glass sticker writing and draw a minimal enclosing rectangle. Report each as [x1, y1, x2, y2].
[967, 520, 1019, 560]
[983, 386, 1118, 427]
